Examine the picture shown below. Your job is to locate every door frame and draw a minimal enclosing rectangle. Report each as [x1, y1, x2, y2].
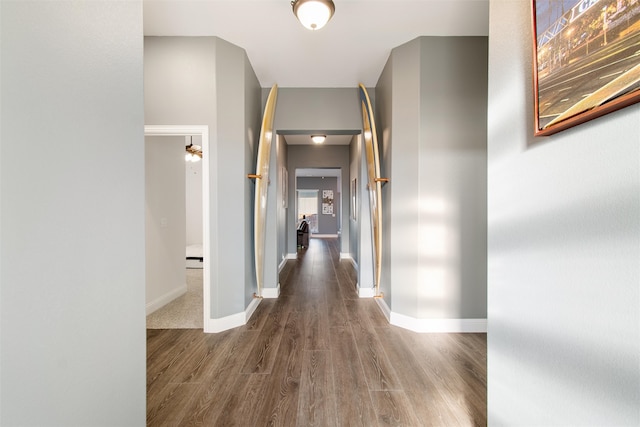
[144, 125, 212, 329]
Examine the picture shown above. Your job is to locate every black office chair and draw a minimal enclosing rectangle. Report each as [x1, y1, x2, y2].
[297, 221, 309, 248]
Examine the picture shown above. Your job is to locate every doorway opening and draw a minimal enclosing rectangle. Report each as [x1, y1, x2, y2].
[144, 125, 212, 330]
[295, 168, 342, 239]
[297, 189, 319, 233]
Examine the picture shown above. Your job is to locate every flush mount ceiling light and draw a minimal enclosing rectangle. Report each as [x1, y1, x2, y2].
[291, 0, 335, 30]
[311, 135, 326, 144]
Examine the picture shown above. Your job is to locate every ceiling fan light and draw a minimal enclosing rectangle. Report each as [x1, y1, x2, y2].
[292, 0, 335, 30]
[311, 135, 326, 144]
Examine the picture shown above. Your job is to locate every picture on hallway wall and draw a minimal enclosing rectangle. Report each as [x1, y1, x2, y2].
[532, 0, 640, 136]
[322, 190, 333, 215]
[351, 178, 357, 220]
[282, 167, 288, 208]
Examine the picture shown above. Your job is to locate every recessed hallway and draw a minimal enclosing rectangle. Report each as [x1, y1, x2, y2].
[147, 237, 487, 426]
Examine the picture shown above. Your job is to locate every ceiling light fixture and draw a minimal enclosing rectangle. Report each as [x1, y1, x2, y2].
[185, 136, 202, 162]
[291, 0, 335, 31]
[311, 135, 326, 144]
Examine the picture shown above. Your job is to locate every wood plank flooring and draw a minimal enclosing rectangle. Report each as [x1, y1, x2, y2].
[147, 237, 487, 426]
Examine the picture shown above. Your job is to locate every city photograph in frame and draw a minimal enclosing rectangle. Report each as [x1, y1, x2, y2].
[533, 0, 640, 136]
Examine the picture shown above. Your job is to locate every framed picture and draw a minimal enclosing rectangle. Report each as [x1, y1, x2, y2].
[351, 178, 357, 220]
[532, 0, 640, 136]
[322, 190, 333, 215]
[282, 167, 288, 208]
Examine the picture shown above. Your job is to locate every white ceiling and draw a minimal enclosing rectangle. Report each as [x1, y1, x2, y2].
[144, 1, 489, 147]
[143, 0, 490, 89]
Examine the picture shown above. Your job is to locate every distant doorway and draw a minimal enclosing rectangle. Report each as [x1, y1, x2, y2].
[297, 189, 319, 233]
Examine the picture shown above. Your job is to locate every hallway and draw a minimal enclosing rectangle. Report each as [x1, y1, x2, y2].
[147, 237, 487, 426]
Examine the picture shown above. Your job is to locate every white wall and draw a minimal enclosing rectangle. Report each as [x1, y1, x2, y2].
[488, 1, 640, 425]
[145, 136, 187, 314]
[1, 1, 145, 425]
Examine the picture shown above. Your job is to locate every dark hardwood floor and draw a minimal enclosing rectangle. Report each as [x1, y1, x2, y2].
[147, 237, 487, 426]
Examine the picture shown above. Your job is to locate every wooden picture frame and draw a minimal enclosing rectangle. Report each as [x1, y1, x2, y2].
[532, 0, 640, 136]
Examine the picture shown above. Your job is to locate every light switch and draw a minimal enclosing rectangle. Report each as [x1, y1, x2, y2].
[160, 217, 168, 228]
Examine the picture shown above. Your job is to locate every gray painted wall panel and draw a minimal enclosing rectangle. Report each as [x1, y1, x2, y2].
[419, 37, 488, 319]
[1, 2, 145, 424]
[274, 88, 362, 131]
[376, 36, 488, 320]
[488, 1, 639, 424]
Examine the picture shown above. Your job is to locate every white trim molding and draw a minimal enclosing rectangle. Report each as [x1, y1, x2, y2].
[390, 312, 487, 333]
[146, 284, 187, 315]
[286, 253, 297, 260]
[205, 297, 261, 333]
[375, 296, 391, 321]
[373, 297, 486, 333]
[340, 253, 359, 270]
[358, 285, 376, 298]
[262, 284, 280, 299]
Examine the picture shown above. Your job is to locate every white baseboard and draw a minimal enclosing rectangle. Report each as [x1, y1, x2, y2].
[262, 284, 280, 299]
[278, 257, 288, 272]
[311, 234, 338, 238]
[146, 284, 187, 315]
[390, 312, 487, 333]
[373, 297, 486, 333]
[375, 296, 391, 321]
[358, 286, 376, 298]
[204, 297, 262, 333]
[286, 253, 297, 260]
[339, 253, 358, 272]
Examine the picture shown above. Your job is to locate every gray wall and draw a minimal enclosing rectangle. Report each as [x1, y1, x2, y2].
[488, 1, 639, 425]
[243, 50, 264, 300]
[145, 136, 187, 313]
[273, 88, 362, 131]
[376, 42, 398, 305]
[276, 135, 289, 270]
[419, 37, 488, 318]
[144, 36, 262, 318]
[297, 177, 339, 234]
[1, 1, 145, 424]
[376, 36, 488, 321]
[348, 136, 361, 264]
